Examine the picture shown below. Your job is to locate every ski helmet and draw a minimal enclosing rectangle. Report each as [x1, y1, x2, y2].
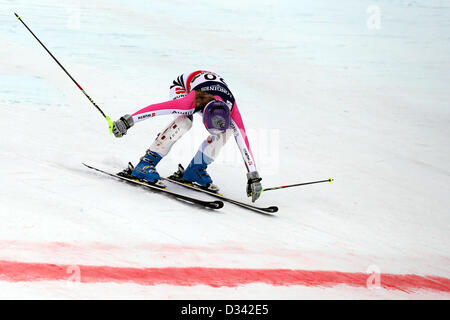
[203, 100, 231, 135]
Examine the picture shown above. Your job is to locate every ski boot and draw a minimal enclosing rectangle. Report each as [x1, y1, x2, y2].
[171, 151, 219, 192]
[124, 150, 166, 188]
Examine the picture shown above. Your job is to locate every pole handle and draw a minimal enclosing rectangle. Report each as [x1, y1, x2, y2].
[106, 116, 113, 134]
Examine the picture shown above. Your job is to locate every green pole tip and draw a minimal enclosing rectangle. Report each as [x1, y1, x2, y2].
[329, 178, 334, 182]
[14, 12, 19, 18]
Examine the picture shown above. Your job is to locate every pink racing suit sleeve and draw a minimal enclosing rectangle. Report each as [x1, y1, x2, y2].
[131, 90, 196, 123]
[230, 103, 257, 173]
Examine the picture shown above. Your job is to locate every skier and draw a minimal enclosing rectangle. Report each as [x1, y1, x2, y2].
[112, 70, 263, 202]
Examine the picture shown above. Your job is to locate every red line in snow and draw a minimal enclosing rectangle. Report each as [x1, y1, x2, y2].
[0, 260, 449, 293]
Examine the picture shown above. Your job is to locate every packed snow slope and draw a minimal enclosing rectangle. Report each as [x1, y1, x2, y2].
[0, 0, 449, 298]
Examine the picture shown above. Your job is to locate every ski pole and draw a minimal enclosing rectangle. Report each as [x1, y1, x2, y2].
[263, 178, 334, 192]
[14, 12, 114, 134]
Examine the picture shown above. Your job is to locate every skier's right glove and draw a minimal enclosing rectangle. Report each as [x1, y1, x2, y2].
[246, 171, 263, 203]
[112, 114, 134, 138]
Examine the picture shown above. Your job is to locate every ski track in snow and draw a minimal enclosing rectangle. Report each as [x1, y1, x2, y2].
[0, 0, 449, 298]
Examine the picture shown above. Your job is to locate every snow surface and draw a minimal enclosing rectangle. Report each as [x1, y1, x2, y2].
[0, 0, 449, 299]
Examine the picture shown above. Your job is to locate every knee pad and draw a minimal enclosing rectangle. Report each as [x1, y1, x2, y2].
[150, 116, 193, 156]
[199, 130, 232, 161]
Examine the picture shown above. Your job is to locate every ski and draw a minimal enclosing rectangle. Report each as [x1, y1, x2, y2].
[163, 175, 279, 215]
[83, 163, 224, 210]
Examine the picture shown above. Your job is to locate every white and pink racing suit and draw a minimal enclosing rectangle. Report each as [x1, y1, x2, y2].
[130, 70, 257, 173]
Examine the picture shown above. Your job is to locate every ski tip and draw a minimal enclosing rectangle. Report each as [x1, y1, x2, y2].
[211, 201, 224, 209]
[268, 206, 279, 213]
[329, 178, 334, 183]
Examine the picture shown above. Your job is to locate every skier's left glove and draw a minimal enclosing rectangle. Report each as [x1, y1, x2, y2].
[246, 171, 263, 203]
[112, 114, 134, 138]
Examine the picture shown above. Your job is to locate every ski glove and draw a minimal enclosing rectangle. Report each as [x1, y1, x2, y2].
[246, 171, 263, 203]
[112, 114, 134, 138]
